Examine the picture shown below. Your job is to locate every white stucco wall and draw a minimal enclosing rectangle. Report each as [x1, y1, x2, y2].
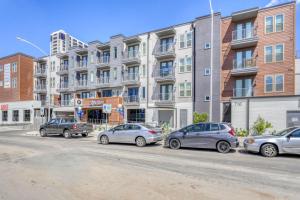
[295, 59, 300, 95]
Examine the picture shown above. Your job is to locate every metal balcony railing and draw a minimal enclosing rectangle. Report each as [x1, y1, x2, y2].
[122, 50, 140, 64]
[123, 95, 140, 104]
[58, 82, 68, 89]
[35, 68, 46, 75]
[232, 27, 256, 41]
[233, 87, 254, 97]
[59, 64, 68, 72]
[155, 93, 175, 102]
[97, 56, 110, 65]
[76, 79, 88, 87]
[154, 68, 175, 78]
[76, 60, 88, 69]
[233, 58, 256, 69]
[154, 43, 175, 55]
[123, 72, 139, 82]
[97, 76, 110, 84]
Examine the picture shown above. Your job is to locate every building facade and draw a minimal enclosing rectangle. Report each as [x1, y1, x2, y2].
[50, 30, 88, 55]
[0, 53, 40, 125]
[221, 2, 296, 123]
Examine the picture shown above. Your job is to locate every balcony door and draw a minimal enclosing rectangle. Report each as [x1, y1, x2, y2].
[128, 87, 139, 102]
[127, 66, 139, 80]
[235, 50, 252, 69]
[235, 22, 252, 40]
[160, 37, 173, 52]
[160, 61, 173, 76]
[160, 84, 173, 100]
[103, 51, 110, 63]
[128, 45, 139, 58]
[235, 79, 252, 97]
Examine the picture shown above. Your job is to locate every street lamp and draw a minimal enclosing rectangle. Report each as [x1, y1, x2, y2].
[209, 0, 214, 122]
[16, 36, 52, 121]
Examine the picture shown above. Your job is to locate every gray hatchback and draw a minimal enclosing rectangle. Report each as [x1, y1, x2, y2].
[164, 123, 239, 153]
[98, 124, 162, 147]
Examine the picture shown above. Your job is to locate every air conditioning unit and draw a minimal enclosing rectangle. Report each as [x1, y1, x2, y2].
[75, 98, 83, 107]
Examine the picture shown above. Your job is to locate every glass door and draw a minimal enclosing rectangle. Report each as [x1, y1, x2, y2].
[160, 61, 173, 77]
[236, 24, 243, 40]
[160, 84, 173, 100]
[245, 22, 253, 39]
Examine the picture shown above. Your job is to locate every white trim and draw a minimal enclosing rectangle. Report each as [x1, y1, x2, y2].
[264, 45, 273, 63]
[265, 16, 274, 34]
[275, 43, 284, 62]
[264, 75, 273, 93]
[275, 13, 284, 32]
[275, 74, 284, 92]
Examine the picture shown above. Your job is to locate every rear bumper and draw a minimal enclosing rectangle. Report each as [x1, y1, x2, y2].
[146, 135, 162, 143]
[243, 142, 260, 153]
[70, 129, 89, 135]
[230, 141, 240, 148]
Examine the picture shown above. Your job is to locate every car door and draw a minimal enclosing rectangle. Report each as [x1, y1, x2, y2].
[122, 124, 141, 143]
[282, 129, 300, 154]
[46, 119, 57, 134]
[110, 125, 126, 143]
[181, 124, 205, 148]
[193, 123, 219, 149]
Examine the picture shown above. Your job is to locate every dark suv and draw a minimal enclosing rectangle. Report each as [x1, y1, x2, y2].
[164, 123, 239, 153]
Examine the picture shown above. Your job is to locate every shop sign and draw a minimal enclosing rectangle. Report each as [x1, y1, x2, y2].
[90, 99, 104, 107]
[0, 104, 8, 111]
[103, 104, 112, 113]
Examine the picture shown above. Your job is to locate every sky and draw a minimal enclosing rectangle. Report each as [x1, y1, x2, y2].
[0, 0, 299, 58]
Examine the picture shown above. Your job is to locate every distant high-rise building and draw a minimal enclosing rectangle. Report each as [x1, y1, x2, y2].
[50, 30, 87, 55]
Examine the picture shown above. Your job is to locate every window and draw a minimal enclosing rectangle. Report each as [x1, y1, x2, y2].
[12, 110, 19, 122]
[275, 14, 284, 32]
[204, 95, 210, 101]
[204, 68, 211, 76]
[142, 65, 146, 77]
[12, 62, 17, 72]
[90, 51, 94, 63]
[113, 68, 117, 80]
[290, 130, 300, 138]
[179, 57, 192, 73]
[103, 90, 112, 97]
[265, 46, 273, 63]
[275, 44, 283, 62]
[265, 74, 284, 93]
[2, 111, 7, 121]
[204, 43, 211, 49]
[142, 42, 146, 56]
[179, 82, 192, 97]
[179, 34, 185, 48]
[142, 87, 146, 99]
[114, 125, 125, 131]
[186, 57, 192, 72]
[12, 78, 17, 88]
[24, 110, 31, 122]
[186, 32, 192, 47]
[210, 123, 220, 131]
[81, 92, 90, 99]
[0, 81, 3, 87]
[114, 47, 117, 58]
[179, 58, 185, 73]
[265, 16, 273, 33]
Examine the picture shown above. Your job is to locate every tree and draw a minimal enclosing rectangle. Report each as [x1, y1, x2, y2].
[251, 116, 273, 135]
[193, 112, 208, 124]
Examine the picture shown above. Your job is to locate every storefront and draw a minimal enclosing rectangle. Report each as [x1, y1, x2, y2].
[79, 97, 124, 125]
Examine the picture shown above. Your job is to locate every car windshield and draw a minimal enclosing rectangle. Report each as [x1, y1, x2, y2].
[272, 127, 298, 136]
[142, 124, 156, 129]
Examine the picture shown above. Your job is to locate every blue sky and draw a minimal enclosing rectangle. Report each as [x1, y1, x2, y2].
[0, 0, 299, 58]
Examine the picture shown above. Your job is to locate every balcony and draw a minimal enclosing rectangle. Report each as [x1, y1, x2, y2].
[74, 60, 88, 71]
[233, 87, 254, 98]
[34, 68, 47, 77]
[153, 43, 175, 60]
[122, 50, 141, 65]
[231, 28, 258, 49]
[122, 73, 140, 85]
[57, 64, 69, 75]
[34, 85, 47, 93]
[231, 7, 258, 22]
[57, 82, 69, 92]
[75, 79, 88, 90]
[96, 56, 110, 68]
[94, 77, 111, 88]
[154, 93, 175, 107]
[153, 68, 175, 82]
[59, 100, 74, 107]
[123, 95, 140, 106]
[231, 58, 258, 76]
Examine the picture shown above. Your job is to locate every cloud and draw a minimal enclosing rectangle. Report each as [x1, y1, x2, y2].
[265, 0, 299, 7]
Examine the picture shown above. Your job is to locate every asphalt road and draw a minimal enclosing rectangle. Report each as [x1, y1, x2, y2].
[0, 130, 300, 200]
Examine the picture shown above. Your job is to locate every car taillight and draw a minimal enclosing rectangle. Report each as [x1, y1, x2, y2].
[148, 130, 157, 134]
[229, 128, 235, 136]
[73, 124, 77, 129]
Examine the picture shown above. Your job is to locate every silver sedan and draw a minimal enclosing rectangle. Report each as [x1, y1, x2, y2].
[97, 124, 162, 147]
[243, 127, 300, 157]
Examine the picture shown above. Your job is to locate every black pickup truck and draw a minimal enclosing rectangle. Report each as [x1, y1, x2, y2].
[39, 118, 93, 138]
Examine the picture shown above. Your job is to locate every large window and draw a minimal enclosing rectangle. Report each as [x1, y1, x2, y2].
[265, 46, 273, 63]
[265, 14, 284, 33]
[2, 111, 7, 121]
[127, 109, 145, 123]
[275, 44, 284, 62]
[265, 16, 273, 33]
[264, 44, 284, 63]
[179, 32, 192, 48]
[12, 110, 19, 122]
[265, 74, 284, 93]
[179, 57, 192, 73]
[275, 14, 284, 32]
[24, 110, 31, 122]
[179, 82, 192, 97]
[102, 90, 112, 97]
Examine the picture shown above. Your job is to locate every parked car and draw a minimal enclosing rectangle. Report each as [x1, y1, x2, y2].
[164, 122, 239, 153]
[97, 123, 162, 147]
[39, 118, 93, 138]
[243, 127, 300, 157]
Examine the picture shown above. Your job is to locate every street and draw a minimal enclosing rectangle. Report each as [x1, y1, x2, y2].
[0, 130, 300, 200]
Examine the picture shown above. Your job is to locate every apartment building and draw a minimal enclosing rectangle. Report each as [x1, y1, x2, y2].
[0, 53, 41, 125]
[50, 30, 87, 55]
[221, 2, 297, 129]
[33, 55, 60, 118]
[55, 19, 208, 128]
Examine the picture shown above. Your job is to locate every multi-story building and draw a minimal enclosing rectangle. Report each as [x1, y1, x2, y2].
[221, 2, 296, 129]
[33, 55, 60, 118]
[0, 53, 41, 125]
[56, 20, 212, 128]
[50, 30, 87, 55]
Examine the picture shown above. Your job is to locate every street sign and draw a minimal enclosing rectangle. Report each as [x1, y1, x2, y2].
[40, 107, 45, 116]
[103, 104, 112, 113]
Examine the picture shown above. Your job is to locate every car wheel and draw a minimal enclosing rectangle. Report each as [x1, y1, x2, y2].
[100, 135, 109, 145]
[40, 129, 47, 137]
[63, 130, 72, 139]
[82, 133, 88, 137]
[217, 141, 231, 153]
[136, 137, 146, 147]
[169, 138, 181, 150]
[261, 144, 278, 157]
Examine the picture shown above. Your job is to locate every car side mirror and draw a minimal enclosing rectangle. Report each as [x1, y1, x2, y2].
[286, 135, 291, 141]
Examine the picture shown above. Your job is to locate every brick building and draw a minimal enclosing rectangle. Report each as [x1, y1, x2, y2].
[0, 53, 41, 125]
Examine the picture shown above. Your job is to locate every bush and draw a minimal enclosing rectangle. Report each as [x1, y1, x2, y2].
[161, 122, 171, 140]
[251, 116, 273, 136]
[193, 112, 208, 124]
[235, 128, 249, 137]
